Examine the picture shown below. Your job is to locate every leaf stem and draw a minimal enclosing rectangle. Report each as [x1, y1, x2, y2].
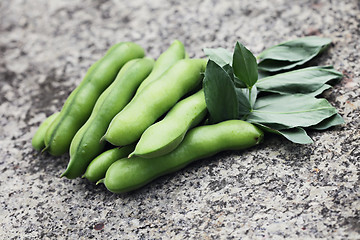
[248, 86, 252, 111]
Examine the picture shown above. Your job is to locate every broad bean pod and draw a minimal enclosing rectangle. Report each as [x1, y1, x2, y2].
[31, 112, 60, 151]
[62, 58, 154, 179]
[104, 58, 207, 146]
[101, 120, 264, 193]
[135, 40, 185, 96]
[44, 42, 145, 156]
[83, 144, 135, 182]
[130, 89, 207, 158]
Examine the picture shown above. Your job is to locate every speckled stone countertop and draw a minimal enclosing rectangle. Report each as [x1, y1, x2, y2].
[0, 0, 359, 239]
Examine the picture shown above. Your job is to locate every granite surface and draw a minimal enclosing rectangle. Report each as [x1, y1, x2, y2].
[0, 0, 359, 239]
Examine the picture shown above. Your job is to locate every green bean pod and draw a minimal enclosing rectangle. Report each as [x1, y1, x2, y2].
[104, 58, 208, 147]
[101, 120, 264, 193]
[31, 112, 60, 151]
[62, 58, 154, 179]
[44, 42, 145, 156]
[134, 40, 185, 96]
[129, 89, 207, 158]
[83, 144, 136, 182]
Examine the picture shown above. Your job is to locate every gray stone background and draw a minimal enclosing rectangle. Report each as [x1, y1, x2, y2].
[0, 0, 359, 239]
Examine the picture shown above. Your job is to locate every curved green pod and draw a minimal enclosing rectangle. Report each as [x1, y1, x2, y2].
[104, 58, 208, 147]
[44, 42, 145, 156]
[83, 144, 136, 182]
[62, 58, 154, 179]
[129, 89, 207, 158]
[135, 40, 185, 96]
[101, 120, 264, 193]
[31, 112, 60, 151]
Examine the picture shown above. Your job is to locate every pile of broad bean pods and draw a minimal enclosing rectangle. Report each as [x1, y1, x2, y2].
[32, 38, 343, 193]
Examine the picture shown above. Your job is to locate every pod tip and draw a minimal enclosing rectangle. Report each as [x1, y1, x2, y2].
[60, 167, 70, 178]
[99, 135, 106, 143]
[96, 179, 105, 185]
[41, 145, 49, 154]
[128, 152, 136, 158]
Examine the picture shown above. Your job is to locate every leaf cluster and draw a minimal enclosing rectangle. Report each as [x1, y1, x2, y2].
[203, 36, 343, 144]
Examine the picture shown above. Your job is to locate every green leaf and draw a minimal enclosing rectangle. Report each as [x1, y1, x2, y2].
[235, 86, 258, 116]
[256, 123, 313, 144]
[236, 88, 251, 115]
[234, 76, 247, 88]
[310, 113, 344, 130]
[221, 64, 247, 88]
[277, 128, 313, 144]
[257, 60, 297, 73]
[256, 66, 342, 95]
[232, 42, 258, 88]
[235, 85, 258, 112]
[203, 47, 232, 67]
[308, 84, 332, 97]
[203, 60, 239, 123]
[258, 36, 332, 72]
[258, 71, 272, 79]
[222, 64, 234, 81]
[247, 94, 337, 128]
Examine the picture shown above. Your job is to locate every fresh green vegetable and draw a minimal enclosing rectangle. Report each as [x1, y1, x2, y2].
[62, 58, 154, 179]
[100, 120, 264, 193]
[30, 37, 345, 193]
[83, 144, 136, 182]
[135, 40, 186, 96]
[44, 42, 145, 156]
[103, 58, 207, 147]
[31, 112, 60, 151]
[129, 89, 207, 158]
